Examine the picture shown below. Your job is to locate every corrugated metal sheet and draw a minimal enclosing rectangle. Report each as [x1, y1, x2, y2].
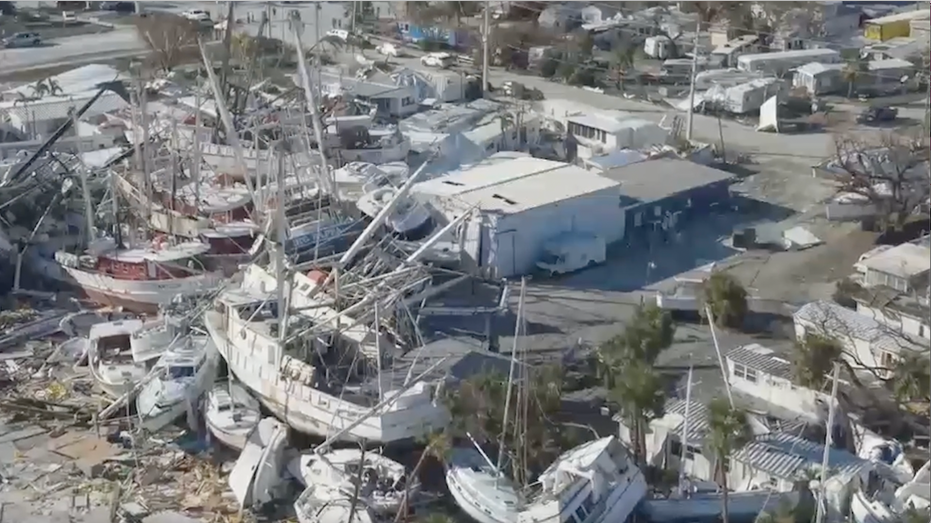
[732, 431, 870, 481]
[727, 344, 793, 380]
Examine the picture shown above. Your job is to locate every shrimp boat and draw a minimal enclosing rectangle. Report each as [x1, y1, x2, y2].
[87, 319, 163, 398]
[203, 263, 448, 444]
[204, 381, 261, 450]
[294, 484, 377, 523]
[288, 448, 417, 515]
[54, 237, 225, 314]
[136, 334, 220, 432]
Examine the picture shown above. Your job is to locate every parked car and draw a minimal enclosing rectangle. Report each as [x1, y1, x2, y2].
[376, 42, 399, 57]
[856, 105, 898, 124]
[181, 9, 211, 22]
[420, 52, 455, 69]
[2, 32, 42, 48]
[325, 29, 349, 41]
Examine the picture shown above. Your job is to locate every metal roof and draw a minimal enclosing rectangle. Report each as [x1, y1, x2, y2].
[600, 158, 733, 205]
[858, 242, 931, 278]
[663, 398, 711, 447]
[413, 156, 620, 214]
[732, 431, 871, 481]
[867, 9, 930, 25]
[727, 344, 794, 381]
[792, 300, 926, 355]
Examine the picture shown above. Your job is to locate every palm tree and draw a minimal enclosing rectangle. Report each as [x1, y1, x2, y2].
[609, 359, 666, 465]
[599, 304, 675, 464]
[705, 398, 753, 523]
[842, 56, 868, 98]
[609, 45, 636, 91]
[701, 272, 748, 329]
[395, 430, 451, 522]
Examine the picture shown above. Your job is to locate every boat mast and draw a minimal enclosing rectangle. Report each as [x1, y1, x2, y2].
[275, 145, 288, 358]
[496, 277, 526, 481]
[140, 79, 151, 228]
[193, 84, 202, 213]
[814, 362, 840, 523]
[678, 364, 693, 496]
[169, 117, 178, 239]
[374, 301, 383, 402]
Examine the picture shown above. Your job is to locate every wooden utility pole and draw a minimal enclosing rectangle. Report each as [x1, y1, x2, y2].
[219, 1, 235, 95]
[482, 1, 490, 96]
[686, 20, 701, 141]
[814, 363, 840, 523]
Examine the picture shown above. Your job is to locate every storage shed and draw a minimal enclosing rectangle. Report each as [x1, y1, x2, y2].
[412, 155, 625, 278]
[600, 159, 733, 244]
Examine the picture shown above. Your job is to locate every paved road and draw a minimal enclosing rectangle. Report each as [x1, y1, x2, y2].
[376, 51, 842, 163]
[0, 28, 144, 74]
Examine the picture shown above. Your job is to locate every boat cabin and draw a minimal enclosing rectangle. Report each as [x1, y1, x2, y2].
[93, 242, 212, 280]
[200, 222, 258, 256]
[518, 437, 647, 523]
[160, 340, 207, 380]
[89, 319, 145, 357]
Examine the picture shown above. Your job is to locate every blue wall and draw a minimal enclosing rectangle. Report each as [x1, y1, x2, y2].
[621, 180, 731, 243]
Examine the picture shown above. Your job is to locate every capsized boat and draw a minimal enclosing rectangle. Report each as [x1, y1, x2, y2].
[516, 436, 647, 523]
[446, 436, 648, 523]
[229, 417, 289, 510]
[136, 334, 219, 432]
[356, 186, 433, 239]
[445, 446, 520, 523]
[204, 381, 261, 450]
[288, 448, 417, 515]
[294, 484, 377, 523]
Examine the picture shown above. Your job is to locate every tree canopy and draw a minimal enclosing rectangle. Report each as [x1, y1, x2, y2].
[701, 272, 748, 328]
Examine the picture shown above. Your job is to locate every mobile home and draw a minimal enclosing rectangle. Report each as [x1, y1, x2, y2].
[864, 10, 930, 41]
[736, 49, 842, 77]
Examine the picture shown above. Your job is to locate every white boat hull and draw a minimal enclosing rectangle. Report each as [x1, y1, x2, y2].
[62, 265, 225, 313]
[446, 470, 514, 523]
[204, 310, 448, 444]
[851, 491, 896, 523]
[207, 418, 252, 450]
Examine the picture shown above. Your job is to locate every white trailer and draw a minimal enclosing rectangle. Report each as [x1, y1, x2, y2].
[736, 48, 841, 77]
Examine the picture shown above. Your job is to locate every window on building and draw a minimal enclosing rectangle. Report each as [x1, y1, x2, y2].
[401, 96, 415, 106]
[567, 121, 607, 144]
[880, 351, 897, 369]
[733, 363, 758, 383]
[685, 445, 701, 460]
[669, 439, 682, 457]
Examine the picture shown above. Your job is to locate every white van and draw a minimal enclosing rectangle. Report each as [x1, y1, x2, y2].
[536, 234, 606, 277]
